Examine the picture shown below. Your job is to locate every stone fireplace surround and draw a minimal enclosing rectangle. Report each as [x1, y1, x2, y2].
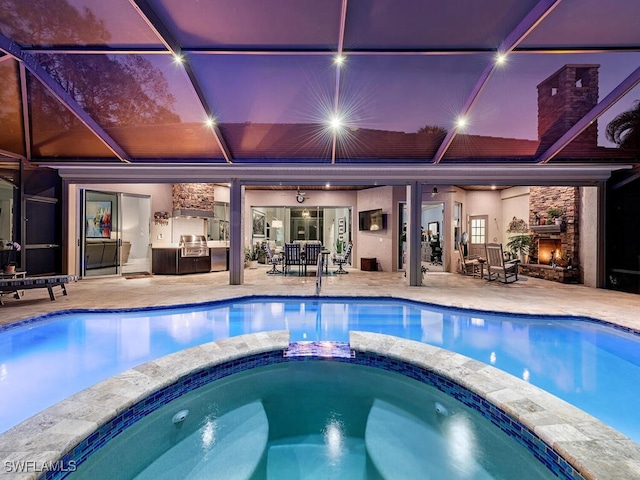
[518, 186, 580, 284]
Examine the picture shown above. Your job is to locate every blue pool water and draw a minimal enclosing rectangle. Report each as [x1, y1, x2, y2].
[70, 362, 556, 479]
[1, 296, 639, 445]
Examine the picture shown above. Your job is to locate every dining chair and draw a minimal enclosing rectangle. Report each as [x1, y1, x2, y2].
[284, 243, 303, 276]
[303, 243, 322, 275]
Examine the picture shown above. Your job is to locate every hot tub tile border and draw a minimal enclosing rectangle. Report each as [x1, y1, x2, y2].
[45, 341, 588, 480]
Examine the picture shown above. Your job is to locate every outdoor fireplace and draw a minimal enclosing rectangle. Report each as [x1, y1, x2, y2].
[537, 238, 562, 265]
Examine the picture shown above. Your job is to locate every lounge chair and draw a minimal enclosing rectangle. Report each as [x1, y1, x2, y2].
[263, 242, 283, 274]
[484, 243, 519, 283]
[457, 242, 481, 277]
[0, 274, 78, 305]
[333, 242, 353, 274]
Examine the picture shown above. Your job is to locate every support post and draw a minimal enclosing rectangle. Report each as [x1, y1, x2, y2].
[229, 181, 244, 285]
[596, 181, 606, 288]
[407, 182, 423, 286]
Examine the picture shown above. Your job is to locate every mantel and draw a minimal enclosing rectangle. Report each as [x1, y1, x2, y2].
[530, 224, 564, 234]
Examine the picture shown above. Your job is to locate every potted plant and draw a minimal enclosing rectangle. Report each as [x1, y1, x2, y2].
[546, 207, 564, 225]
[245, 246, 259, 269]
[2, 241, 20, 274]
[506, 234, 533, 264]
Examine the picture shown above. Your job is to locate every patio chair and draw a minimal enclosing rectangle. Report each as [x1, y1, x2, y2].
[484, 243, 519, 283]
[457, 242, 481, 277]
[303, 243, 322, 275]
[263, 242, 283, 274]
[333, 242, 353, 274]
[284, 243, 303, 276]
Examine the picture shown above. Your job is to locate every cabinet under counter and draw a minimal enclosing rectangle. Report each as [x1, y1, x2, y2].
[152, 248, 211, 275]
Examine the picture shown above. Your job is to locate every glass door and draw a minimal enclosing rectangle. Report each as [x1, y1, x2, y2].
[469, 215, 488, 258]
[120, 194, 151, 275]
[81, 190, 119, 278]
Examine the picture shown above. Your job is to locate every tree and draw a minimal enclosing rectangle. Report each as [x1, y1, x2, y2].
[417, 125, 448, 136]
[606, 100, 640, 149]
[2, 0, 179, 130]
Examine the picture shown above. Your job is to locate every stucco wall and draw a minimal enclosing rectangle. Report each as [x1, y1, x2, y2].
[464, 190, 504, 244]
[580, 187, 598, 287]
[356, 186, 395, 272]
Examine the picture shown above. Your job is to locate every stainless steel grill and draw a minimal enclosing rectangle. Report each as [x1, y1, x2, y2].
[179, 235, 209, 257]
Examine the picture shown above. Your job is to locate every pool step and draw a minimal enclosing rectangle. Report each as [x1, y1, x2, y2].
[365, 399, 493, 479]
[266, 434, 367, 479]
[134, 401, 268, 480]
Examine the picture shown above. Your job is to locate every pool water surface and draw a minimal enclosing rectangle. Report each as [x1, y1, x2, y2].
[1, 296, 639, 444]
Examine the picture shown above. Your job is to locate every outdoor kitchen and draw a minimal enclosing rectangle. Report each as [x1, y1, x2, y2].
[151, 183, 229, 274]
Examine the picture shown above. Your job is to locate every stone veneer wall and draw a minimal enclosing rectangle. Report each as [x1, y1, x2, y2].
[172, 183, 215, 211]
[528, 186, 581, 282]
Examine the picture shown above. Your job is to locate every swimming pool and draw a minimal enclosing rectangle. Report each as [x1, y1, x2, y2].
[1, 295, 639, 444]
[70, 361, 556, 479]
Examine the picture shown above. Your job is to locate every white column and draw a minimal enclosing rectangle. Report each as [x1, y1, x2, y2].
[229, 181, 244, 285]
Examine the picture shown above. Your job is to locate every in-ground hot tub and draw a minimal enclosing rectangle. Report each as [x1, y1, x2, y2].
[70, 360, 555, 479]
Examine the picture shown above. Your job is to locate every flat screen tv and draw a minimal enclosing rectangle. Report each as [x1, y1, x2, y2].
[359, 209, 386, 231]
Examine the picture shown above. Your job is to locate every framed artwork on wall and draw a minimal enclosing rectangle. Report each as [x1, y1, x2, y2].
[252, 209, 266, 237]
[428, 221, 439, 238]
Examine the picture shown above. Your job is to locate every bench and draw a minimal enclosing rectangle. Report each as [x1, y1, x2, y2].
[0, 275, 78, 305]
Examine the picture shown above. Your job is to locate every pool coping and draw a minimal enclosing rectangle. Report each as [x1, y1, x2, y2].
[0, 331, 638, 479]
[3, 294, 639, 338]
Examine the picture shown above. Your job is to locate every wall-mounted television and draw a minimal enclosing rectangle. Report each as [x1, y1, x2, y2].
[359, 208, 386, 231]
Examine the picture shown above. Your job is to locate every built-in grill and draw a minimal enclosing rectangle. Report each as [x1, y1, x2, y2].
[179, 235, 209, 257]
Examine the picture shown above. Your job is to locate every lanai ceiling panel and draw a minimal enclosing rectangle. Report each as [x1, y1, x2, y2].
[343, 0, 541, 50]
[30, 53, 224, 160]
[190, 54, 336, 159]
[152, 0, 342, 49]
[0, 0, 162, 47]
[521, 0, 640, 49]
[0, 59, 24, 157]
[335, 54, 489, 160]
[445, 52, 640, 161]
[27, 73, 117, 160]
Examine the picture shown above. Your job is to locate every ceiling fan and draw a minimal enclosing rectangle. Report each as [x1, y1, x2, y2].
[295, 188, 308, 203]
[430, 186, 457, 197]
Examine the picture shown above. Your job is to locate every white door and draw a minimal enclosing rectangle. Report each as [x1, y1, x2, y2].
[469, 215, 488, 258]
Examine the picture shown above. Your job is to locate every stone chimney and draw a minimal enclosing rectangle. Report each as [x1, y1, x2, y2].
[172, 183, 215, 217]
[537, 64, 599, 153]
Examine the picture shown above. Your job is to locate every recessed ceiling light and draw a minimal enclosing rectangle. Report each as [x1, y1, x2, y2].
[456, 116, 468, 129]
[330, 115, 343, 130]
[495, 52, 507, 66]
[334, 54, 345, 66]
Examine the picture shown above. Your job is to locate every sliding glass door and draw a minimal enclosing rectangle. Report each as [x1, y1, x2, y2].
[80, 190, 151, 278]
[120, 194, 151, 275]
[82, 190, 120, 278]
